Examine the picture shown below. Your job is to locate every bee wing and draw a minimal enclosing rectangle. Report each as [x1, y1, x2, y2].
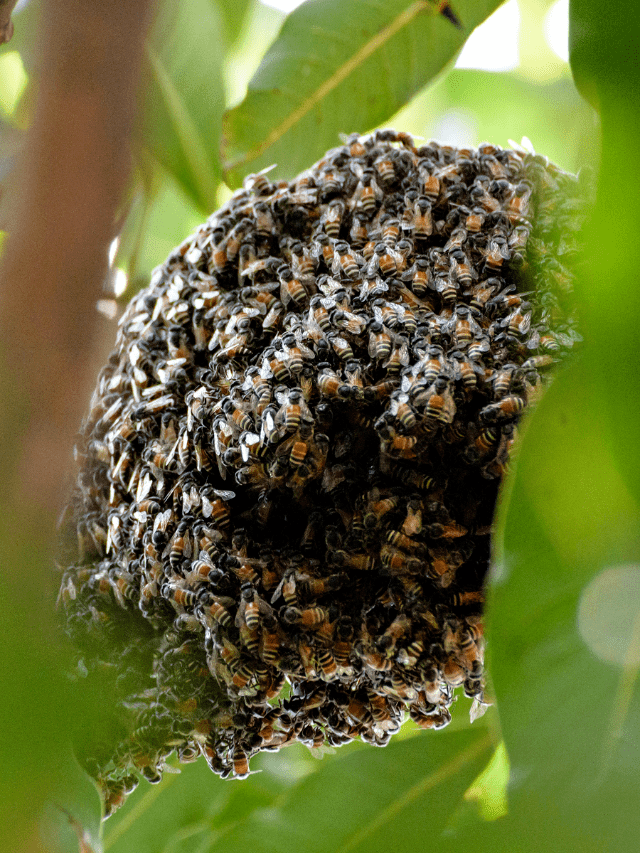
[213, 488, 236, 501]
[526, 329, 540, 349]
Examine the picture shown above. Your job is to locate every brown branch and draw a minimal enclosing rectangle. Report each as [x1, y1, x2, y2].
[0, 0, 157, 848]
[0, 0, 157, 522]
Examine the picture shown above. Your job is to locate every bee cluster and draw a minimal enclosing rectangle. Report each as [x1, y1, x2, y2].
[59, 130, 590, 815]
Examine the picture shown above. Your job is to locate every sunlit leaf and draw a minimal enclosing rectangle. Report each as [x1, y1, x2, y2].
[140, 0, 226, 215]
[390, 67, 599, 174]
[0, 0, 39, 72]
[221, 0, 504, 186]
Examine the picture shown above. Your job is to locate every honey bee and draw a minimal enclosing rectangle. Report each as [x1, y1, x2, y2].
[236, 582, 260, 631]
[418, 168, 439, 205]
[368, 242, 397, 277]
[506, 303, 532, 336]
[506, 180, 533, 224]
[253, 201, 276, 237]
[386, 529, 426, 555]
[467, 338, 491, 361]
[401, 256, 431, 298]
[354, 168, 379, 216]
[451, 304, 481, 348]
[328, 333, 354, 362]
[260, 614, 281, 665]
[465, 207, 485, 232]
[480, 395, 526, 423]
[244, 366, 271, 415]
[435, 275, 457, 308]
[380, 544, 422, 574]
[390, 393, 417, 431]
[363, 378, 399, 402]
[423, 376, 456, 426]
[367, 320, 392, 361]
[449, 249, 473, 287]
[383, 336, 410, 375]
[340, 131, 367, 158]
[243, 164, 276, 196]
[281, 332, 313, 375]
[309, 233, 334, 272]
[315, 367, 348, 399]
[467, 277, 499, 312]
[275, 387, 312, 433]
[161, 582, 198, 609]
[316, 647, 338, 680]
[349, 214, 368, 247]
[278, 265, 307, 309]
[426, 519, 467, 539]
[262, 347, 290, 383]
[167, 521, 189, 573]
[466, 424, 500, 461]
[332, 240, 360, 279]
[456, 625, 484, 676]
[374, 155, 395, 186]
[452, 351, 482, 391]
[331, 550, 376, 571]
[308, 295, 332, 336]
[380, 215, 400, 247]
[483, 236, 510, 273]
[322, 199, 345, 237]
[282, 605, 329, 629]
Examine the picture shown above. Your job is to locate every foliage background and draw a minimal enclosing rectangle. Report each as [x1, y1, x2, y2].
[1, 0, 638, 851]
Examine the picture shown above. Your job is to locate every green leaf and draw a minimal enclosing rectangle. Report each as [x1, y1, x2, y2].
[102, 730, 491, 853]
[221, 0, 505, 186]
[140, 0, 226, 215]
[103, 759, 228, 853]
[102, 746, 317, 853]
[215, 0, 254, 49]
[40, 748, 103, 853]
[569, 0, 640, 111]
[195, 729, 492, 853]
[487, 357, 640, 853]
[114, 160, 205, 295]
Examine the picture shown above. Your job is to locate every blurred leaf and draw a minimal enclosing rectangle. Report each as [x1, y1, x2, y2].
[115, 161, 204, 295]
[221, 0, 504, 186]
[103, 749, 310, 853]
[390, 67, 599, 174]
[0, 0, 39, 71]
[103, 759, 227, 853]
[140, 0, 226, 215]
[40, 749, 103, 853]
[216, 0, 254, 49]
[487, 358, 640, 853]
[569, 0, 640, 111]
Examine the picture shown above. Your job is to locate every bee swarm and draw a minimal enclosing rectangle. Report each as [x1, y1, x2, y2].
[59, 130, 589, 815]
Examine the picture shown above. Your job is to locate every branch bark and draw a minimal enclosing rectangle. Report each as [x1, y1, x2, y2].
[0, 1, 157, 849]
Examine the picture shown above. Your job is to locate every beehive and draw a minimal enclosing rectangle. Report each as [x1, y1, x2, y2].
[58, 130, 590, 815]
